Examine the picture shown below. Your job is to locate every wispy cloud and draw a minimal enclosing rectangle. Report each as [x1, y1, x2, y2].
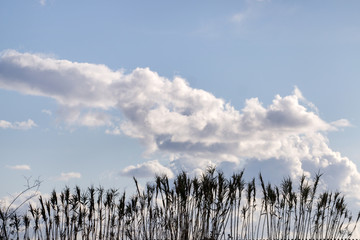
[39, 0, 46, 6]
[0, 50, 359, 205]
[231, 12, 247, 23]
[41, 109, 52, 116]
[6, 165, 31, 171]
[56, 172, 81, 181]
[0, 119, 37, 130]
[105, 126, 121, 135]
[331, 118, 352, 128]
[230, 1, 261, 25]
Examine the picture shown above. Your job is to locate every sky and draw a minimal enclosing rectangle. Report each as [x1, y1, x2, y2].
[1, 0, 360, 218]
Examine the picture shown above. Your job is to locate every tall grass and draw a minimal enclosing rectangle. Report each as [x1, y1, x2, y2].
[1, 168, 359, 240]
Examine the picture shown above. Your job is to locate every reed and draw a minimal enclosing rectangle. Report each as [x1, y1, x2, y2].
[1, 168, 359, 240]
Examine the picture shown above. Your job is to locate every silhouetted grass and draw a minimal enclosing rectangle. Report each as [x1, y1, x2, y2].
[1, 168, 359, 239]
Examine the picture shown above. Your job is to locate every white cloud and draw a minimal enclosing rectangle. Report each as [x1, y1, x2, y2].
[57, 172, 81, 181]
[331, 118, 352, 128]
[0, 119, 37, 130]
[121, 160, 174, 178]
[0, 50, 119, 109]
[6, 164, 31, 171]
[0, 120, 12, 129]
[294, 86, 319, 114]
[39, 0, 46, 6]
[1, 50, 360, 207]
[15, 119, 37, 130]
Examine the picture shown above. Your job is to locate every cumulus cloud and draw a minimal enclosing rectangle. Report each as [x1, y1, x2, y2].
[1, 50, 360, 206]
[57, 172, 81, 181]
[0, 119, 37, 130]
[6, 164, 31, 171]
[121, 160, 174, 178]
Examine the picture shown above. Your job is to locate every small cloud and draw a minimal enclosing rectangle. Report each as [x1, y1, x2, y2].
[7, 165, 31, 171]
[57, 172, 81, 181]
[121, 160, 174, 178]
[0, 119, 37, 130]
[42, 109, 52, 116]
[0, 120, 12, 129]
[39, 0, 46, 6]
[331, 119, 352, 128]
[15, 119, 37, 130]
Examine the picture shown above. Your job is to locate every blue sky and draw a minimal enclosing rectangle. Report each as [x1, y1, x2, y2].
[1, 0, 360, 214]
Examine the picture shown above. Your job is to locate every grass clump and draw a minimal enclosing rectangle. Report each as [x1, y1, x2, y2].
[1, 167, 359, 239]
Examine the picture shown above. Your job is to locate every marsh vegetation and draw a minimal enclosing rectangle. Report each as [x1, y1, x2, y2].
[1, 167, 359, 240]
